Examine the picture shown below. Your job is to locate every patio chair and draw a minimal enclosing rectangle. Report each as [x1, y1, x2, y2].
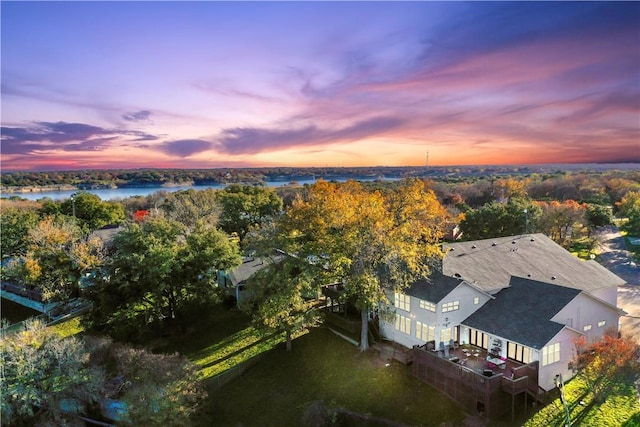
[449, 339, 458, 350]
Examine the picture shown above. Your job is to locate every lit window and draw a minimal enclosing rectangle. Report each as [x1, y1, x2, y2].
[394, 293, 410, 312]
[542, 342, 560, 366]
[583, 324, 592, 331]
[473, 296, 480, 305]
[442, 300, 460, 312]
[416, 321, 435, 342]
[507, 342, 532, 364]
[598, 320, 606, 327]
[395, 314, 411, 334]
[441, 327, 452, 343]
[419, 299, 436, 312]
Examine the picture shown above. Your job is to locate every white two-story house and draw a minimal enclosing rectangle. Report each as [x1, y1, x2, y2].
[380, 233, 626, 392]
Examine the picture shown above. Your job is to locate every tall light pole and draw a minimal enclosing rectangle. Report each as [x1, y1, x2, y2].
[71, 193, 76, 218]
[523, 208, 528, 235]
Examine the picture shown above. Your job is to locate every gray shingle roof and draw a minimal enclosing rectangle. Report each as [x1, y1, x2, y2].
[443, 233, 625, 293]
[462, 276, 580, 349]
[403, 270, 465, 303]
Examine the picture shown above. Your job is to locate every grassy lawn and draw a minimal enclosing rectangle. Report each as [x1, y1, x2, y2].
[523, 374, 640, 427]
[195, 327, 465, 426]
[39, 306, 466, 425]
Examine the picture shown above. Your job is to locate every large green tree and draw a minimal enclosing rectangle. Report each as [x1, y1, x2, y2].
[1, 319, 103, 426]
[459, 198, 541, 240]
[0, 205, 40, 257]
[88, 216, 241, 339]
[273, 179, 446, 351]
[60, 191, 125, 230]
[243, 257, 319, 351]
[218, 184, 283, 238]
[159, 188, 220, 227]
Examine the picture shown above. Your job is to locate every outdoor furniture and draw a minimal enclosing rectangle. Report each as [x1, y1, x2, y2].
[487, 357, 506, 369]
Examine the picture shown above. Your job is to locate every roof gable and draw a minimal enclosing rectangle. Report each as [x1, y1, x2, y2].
[443, 233, 625, 293]
[462, 276, 581, 349]
[403, 270, 465, 303]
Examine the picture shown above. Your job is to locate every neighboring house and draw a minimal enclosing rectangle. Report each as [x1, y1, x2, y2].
[217, 256, 269, 305]
[379, 233, 625, 417]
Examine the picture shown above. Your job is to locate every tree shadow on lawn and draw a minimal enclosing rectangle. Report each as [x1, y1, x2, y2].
[196, 327, 466, 427]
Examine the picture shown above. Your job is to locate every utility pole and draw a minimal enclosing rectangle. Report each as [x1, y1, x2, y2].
[555, 374, 571, 426]
[71, 193, 76, 218]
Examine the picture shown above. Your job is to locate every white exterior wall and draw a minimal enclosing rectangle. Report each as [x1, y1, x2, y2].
[589, 286, 618, 307]
[552, 293, 619, 342]
[435, 284, 490, 346]
[379, 293, 435, 349]
[538, 328, 581, 391]
[379, 283, 490, 349]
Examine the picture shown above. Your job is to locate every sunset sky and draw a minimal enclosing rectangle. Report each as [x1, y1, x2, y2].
[1, 1, 639, 171]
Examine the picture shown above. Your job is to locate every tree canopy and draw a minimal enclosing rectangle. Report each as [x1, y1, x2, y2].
[4, 216, 104, 303]
[1, 319, 103, 426]
[1, 320, 206, 426]
[459, 198, 541, 241]
[218, 184, 283, 238]
[267, 179, 447, 351]
[60, 191, 125, 230]
[87, 216, 241, 340]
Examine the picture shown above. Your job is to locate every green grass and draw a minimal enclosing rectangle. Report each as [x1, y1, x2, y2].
[49, 317, 84, 338]
[524, 374, 640, 427]
[569, 237, 598, 260]
[195, 327, 465, 426]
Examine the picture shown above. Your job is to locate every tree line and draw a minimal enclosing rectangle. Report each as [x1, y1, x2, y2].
[1, 173, 639, 425]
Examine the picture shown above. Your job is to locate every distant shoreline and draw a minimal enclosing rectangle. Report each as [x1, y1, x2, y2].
[1, 163, 638, 195]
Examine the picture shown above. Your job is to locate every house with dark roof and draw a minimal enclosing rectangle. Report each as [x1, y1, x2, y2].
[380, 233, 626, 408]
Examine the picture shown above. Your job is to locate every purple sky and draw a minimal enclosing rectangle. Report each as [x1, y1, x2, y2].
[1, 1, 638, 171]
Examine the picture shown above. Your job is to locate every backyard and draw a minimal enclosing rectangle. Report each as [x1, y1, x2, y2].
[5, 300, 638, 426]
[151, 305, 466, 426]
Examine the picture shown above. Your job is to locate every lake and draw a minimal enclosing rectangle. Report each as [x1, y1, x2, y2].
[5, 177, 399, 201]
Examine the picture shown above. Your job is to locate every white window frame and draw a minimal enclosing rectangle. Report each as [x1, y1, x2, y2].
[473, 296, 480, 305]
[416, 321, 435, 342]
[583, 324, 592, 332]
[442, 300, 460, 313]
[419, 299, 436, 312]
[394, 292, 410, 312]
[441, 327, 453, 343]
[542, 342, 560, 366]
[598, 320, 606, 327]
[395, 314, 411, 335]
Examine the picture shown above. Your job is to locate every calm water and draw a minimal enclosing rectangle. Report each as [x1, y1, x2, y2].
[5, 177, 397, 201]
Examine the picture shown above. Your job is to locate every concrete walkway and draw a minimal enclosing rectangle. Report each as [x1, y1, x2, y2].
[595, 226, 640, 342]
